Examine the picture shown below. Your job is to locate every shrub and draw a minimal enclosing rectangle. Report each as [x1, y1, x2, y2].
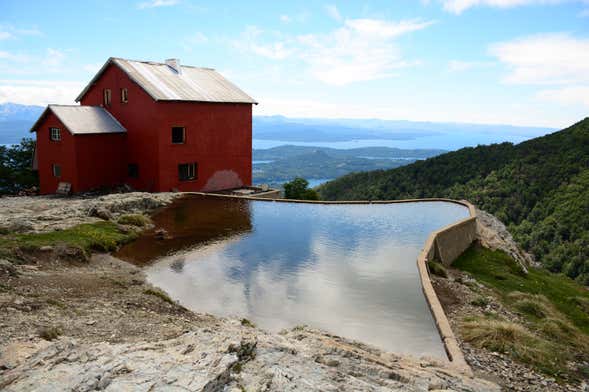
[283, 178, 320, 200]
[470, 296, 490, 307]
[118, 214, 151, 227]
[427, 260, 447, 278]
[144, 288, 174, 305]
[38, 326, 62, 341]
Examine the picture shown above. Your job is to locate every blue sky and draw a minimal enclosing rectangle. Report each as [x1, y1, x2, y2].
[0, 0, 588, 127]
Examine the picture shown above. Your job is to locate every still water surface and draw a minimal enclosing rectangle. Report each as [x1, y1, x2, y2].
[116, 195, 469, 359]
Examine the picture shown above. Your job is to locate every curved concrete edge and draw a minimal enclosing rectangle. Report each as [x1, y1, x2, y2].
[180, 192, 476, 374]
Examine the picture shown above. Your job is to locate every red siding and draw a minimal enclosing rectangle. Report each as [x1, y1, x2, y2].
[79, 63, 252, 192]
[80, 64, 160, 191]
[75, 133, 127, 191]
[36, 61, 253, 194]
[34, 113, 78, 194]
[156, 101, 252, 192]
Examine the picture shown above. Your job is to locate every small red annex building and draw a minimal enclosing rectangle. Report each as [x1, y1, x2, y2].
[31, 57, 257, 194]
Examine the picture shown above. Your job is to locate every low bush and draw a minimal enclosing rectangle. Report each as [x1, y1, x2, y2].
[118, 214, 151, 227]
[427, 260, 448, 278]
[144, 288, 174, 305]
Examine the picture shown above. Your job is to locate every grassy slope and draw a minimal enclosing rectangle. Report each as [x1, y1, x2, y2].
[0, 221, 137, 259]
[454, 245, 589, 379]
[319, 118, 589, 283]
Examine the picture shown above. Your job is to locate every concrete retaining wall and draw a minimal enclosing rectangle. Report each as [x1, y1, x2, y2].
[417, 200, 477, 374]
[185, 192, 477, 374]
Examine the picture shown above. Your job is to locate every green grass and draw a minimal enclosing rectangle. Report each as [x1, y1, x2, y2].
[117, 214, 151, 227]
[428, 260, 448, 278]
[453, 245, 589, 334]
[461, 318, 562, 375]
[144, 288, 175, 305]
[455, 245, 589, 380]
[0, 221, 137, 257]
[470, 296, 490, 307]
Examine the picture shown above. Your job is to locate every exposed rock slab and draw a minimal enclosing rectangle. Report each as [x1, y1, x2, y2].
[1, 324, 499, 392]
[0, 192, 178, 233]
[475, 209, 533, 272]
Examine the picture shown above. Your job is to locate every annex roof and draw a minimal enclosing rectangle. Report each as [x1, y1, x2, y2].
[75, 57, 257, 104]
[30, 105, 127, 135]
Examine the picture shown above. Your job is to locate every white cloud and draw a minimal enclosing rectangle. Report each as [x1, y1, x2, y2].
[537, 86, 589, 107]
[440, 0, 571, 14]
[325, 4, 342, 21]
[235, 18, 433, 85]
[0, 25, 42, 39]
[280, 15, 291, 23]
[137, 0, 179, 9]
[0, 80, 85, 106]
[234, 26, 293, 60]
[0, 31, 13, 40]
[490, 33, 589, 85]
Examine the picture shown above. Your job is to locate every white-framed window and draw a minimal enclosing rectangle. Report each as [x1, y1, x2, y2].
[49, 127, 61, 141]
[171, 126, 185, 144]
[103, 88, 112, 106]
[178, 162, 197, 181]
[52, 164, 61, 178]
[121, 88, 128, 103]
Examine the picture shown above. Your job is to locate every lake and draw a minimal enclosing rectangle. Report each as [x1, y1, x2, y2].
[116, 195, 469, 359]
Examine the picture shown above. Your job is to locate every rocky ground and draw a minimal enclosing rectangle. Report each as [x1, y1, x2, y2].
[0, 192, 178, 233]
[0, 194, 500, 391]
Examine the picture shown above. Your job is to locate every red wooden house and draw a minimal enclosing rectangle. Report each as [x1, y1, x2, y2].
[31, 57, 257, 194]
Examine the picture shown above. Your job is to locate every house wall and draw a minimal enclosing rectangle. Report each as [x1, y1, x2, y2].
[79, 64, 160, 191]
[155, 102, 252, 192]
[79, 63, 253, 192]
[34, 112, 78, 194]
[75, 133, 127, 191]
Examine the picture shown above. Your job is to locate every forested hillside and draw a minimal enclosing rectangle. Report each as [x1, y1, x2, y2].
[319, 118, 589, 284]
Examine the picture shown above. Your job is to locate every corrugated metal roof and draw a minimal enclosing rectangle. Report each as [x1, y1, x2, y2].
[75, 57, 257, 104]
[30, 105, 127, 135]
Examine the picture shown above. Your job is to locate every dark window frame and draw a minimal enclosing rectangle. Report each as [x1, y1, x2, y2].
[128, 163, 139, 178]
[49, 127, 61, 141]
[171, 126, 186, 144]
[52, 164, 61, 178]
[121, 88, 128, 103]
[103, 88, 111, 106]
[178, 162, 197, 181]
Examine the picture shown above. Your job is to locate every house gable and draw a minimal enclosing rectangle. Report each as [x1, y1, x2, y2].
[75, 57, 257, 104]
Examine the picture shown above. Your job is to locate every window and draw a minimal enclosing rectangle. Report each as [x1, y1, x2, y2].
[171, 127, 185, 144]
[128, 163, 139, 178]
[103, 88, 111, 106]
[121, 88, 128, 103]
[49, 127, 61, 141]
[52, 164, 61, 178]
[178, 162, 197, 181]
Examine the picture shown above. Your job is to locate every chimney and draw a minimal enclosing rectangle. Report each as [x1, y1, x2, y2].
[165, 58, 182, 74]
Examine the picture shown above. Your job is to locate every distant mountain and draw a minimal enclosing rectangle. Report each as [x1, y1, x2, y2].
[253, 145, 445, 160]
[0, 102, 554, 150]
[0, 103, 44, 121]
[0, 103, 44, 145]
[252, 145, 444, 186]
[253, 115, 554, 149]
[319, 117, 589, 284]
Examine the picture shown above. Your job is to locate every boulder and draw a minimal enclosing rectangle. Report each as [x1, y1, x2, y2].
[0, 259, 18, 277]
